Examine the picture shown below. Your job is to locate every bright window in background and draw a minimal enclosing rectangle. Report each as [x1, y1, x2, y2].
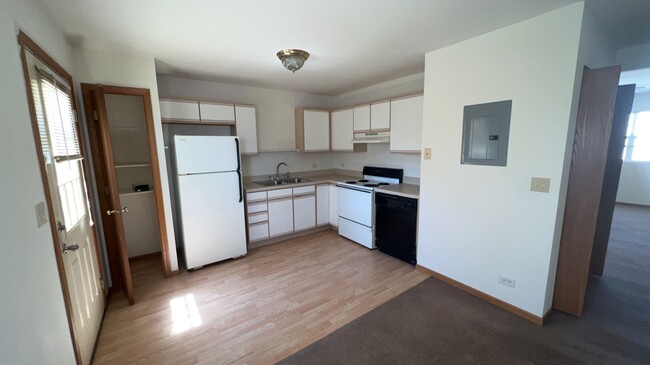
[624, 111, 650, 161]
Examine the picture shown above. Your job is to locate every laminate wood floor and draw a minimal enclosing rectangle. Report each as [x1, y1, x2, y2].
[93, 230, 428, 364]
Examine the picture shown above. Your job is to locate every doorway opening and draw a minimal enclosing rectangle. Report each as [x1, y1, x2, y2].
[82, 84, 174, 305]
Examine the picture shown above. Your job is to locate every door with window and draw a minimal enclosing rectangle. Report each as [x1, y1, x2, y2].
[22, 47, 105, 365]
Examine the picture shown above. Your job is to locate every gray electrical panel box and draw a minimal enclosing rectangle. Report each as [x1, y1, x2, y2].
[461, 100, 512, 166]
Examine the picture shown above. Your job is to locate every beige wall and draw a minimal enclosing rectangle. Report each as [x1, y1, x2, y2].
[417, 3, 585, 317]
[0, 0, 77, 363]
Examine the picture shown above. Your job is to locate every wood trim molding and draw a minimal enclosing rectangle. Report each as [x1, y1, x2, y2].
[415, 265, 545, 325]
[18, 30, 84, 365]
[129, 251, 162, 263]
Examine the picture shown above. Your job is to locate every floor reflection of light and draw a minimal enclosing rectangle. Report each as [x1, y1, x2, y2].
[170, 294, 202, 335]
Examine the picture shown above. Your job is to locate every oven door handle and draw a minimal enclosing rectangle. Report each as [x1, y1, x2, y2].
[337, 185, 372, 193]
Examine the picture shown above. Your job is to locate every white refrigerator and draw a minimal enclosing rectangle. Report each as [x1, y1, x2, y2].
[174, 135, 247, 270]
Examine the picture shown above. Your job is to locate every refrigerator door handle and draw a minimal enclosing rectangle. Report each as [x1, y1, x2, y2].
[237, 170, 243, 203]
[234, 137, 241, 171]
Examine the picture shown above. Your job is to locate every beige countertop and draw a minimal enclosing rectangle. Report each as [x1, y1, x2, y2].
[244, 173, 359, 193]
[374, 183, 420, 199]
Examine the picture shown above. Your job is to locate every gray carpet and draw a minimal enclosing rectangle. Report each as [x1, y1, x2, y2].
[279, 204, 650, 364]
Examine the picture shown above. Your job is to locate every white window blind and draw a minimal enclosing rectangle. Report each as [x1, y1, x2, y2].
[37, 67, 82, 162]
[623, 111, 650, 162]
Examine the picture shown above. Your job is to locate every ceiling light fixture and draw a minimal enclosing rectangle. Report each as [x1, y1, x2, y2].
[277, 49, 310, 73]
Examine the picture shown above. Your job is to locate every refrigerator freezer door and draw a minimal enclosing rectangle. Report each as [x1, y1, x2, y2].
[177, 171, 247, 269]
[175, 135, 240, 174]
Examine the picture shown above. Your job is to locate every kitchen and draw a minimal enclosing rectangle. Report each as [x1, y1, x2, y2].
[156, 72, 425, 270]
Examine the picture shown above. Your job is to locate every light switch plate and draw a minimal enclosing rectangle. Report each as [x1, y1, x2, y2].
[35, 202, 48, 227]
[423, 148, 432, 160]
[530, 177, 551, 193]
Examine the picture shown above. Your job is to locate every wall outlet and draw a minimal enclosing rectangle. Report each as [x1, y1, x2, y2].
[35, 202, 48, 228]
[499, 275, 516, 288]
[423, 148, 432, 160]
[530, 177, 550, 193]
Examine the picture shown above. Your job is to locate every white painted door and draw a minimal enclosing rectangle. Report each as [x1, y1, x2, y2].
[316, 184, 329, 226]
[235, 105, 258, 154]
[25, 50, 104, 365]
[303, 110, 330, 151]
[329, 184, 339, 226]
[331, 109, 354, 151]
[294, 195, 316, 231]
[268, 198, 294, 236]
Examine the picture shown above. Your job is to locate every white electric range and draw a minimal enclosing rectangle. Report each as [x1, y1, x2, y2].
[337, 166, 404, 249]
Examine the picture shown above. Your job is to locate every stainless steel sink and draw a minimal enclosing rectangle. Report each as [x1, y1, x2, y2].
[253, 177, 310, 186]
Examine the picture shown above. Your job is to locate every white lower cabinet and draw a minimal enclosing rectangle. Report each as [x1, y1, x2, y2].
[329, 184, 338, 227]
[248, 222, 269, 241]
[316, 184, 329, 226]
[268, 198, 294, 237]
[293, 195, 316, 231]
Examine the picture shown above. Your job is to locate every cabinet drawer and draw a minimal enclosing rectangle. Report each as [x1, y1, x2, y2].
[160, 100, 200, 121]
[248, 212, 268, 224]
[248, 222, 269, 242]
[246, 191, 267, 202]
[293, 185, 315, 196]
[247, 201, 267, 214]
[199, 102, 235, 122]
[267, 188, 293, 199]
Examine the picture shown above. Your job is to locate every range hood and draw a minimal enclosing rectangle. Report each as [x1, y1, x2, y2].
[352, 131, 390, 144]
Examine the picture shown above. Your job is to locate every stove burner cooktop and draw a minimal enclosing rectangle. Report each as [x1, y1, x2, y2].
[378, 182, 389, 185]
[364, 184, 379, 187]
[345, 181, 358, 184]
[359, 179, 369, 182]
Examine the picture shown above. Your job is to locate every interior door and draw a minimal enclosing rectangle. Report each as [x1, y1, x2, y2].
[553, 66, 622, 317]
[87, 85, 135, 304]
[22, 48, 105, 365]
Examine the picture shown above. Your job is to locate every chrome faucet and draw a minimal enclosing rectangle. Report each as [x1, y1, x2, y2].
[276, 162, 288, 178]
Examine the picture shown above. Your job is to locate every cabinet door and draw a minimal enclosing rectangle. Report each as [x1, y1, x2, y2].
[329, 184, 338, 227]
[371, 100, 391, 131]
[268, 198, 294, 237]
[160, 100, 200, 121]
[390, 95, 423, 153]
[199, 102, 235, 122]
[294, 195, 316, 231]
[316, 185, 329, 226]
[235, 105, 258, 154]
[331, 109, 354, 151]
[353, 105, 371, 132]
[303, 110, 330, 151]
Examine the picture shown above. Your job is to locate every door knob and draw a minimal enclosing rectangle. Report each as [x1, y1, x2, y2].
[107, 206, 129, 216]
[62, 243, 79, 255]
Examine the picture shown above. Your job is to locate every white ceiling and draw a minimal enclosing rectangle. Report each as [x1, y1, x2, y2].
[36, 0, 650, 96]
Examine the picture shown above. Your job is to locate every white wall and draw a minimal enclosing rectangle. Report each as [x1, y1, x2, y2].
[617, 42, 650, 71]
[616, 92, 650, 206]
[417, 3, 585, 318]
[0, 0, 77, 363]
[74, 48, 179, 271]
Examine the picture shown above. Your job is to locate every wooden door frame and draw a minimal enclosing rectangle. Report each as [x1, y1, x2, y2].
[81, 84, 174, 281]
[17, 30, 106, 365]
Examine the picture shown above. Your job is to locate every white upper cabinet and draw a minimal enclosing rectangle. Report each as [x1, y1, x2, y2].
[199, 102, 235, 123]
[160, 100, 200, 122]
[370, 100, 391, 131]
[390, 94, 423, 153]
[295, 109, 330, 152]
[353, 104, 371, 132]
[235, 105, 258, 155]
[331, 108, 354, 151]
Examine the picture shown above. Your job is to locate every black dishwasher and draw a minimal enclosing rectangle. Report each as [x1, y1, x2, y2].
[375, 192, 417, 265]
